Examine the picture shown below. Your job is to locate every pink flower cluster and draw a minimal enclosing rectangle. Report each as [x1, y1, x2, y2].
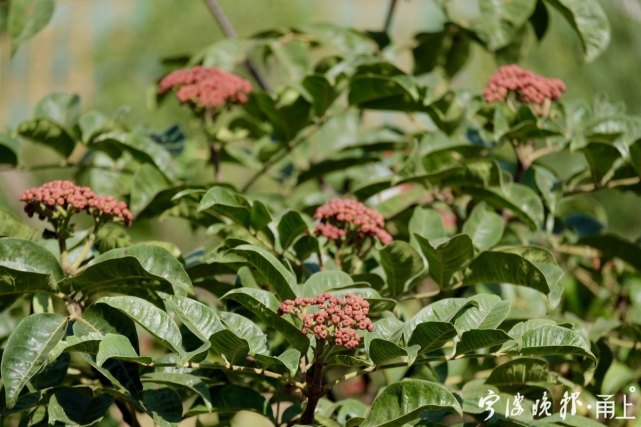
[279, 293, 374, 349]
[19, 180, 133, 226]
[313, 199, 392, 245]
[483, 64, 566, 105]
[158, 66, 252, 110]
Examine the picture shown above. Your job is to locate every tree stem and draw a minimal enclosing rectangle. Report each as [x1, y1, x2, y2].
[202, 0, 269, 90]
[300, 342, 326, 424]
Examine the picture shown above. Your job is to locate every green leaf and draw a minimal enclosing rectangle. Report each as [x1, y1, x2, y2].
[379, 241, 424, 296]
[404, 298, 473, 342]
[302, 271, 354, 296]
[465, 250, 550, 294]
[415, 234, 474, 288]
[277, 210, 309, 251]
[456, 329, 512, 355]
[255, 348, 302, 376]
[93, 131, 177, 181]
[8, 0, 54, 55]
[198, 186, 251, 227]
[518, 325, 595, 363]
[462, 203, 505, 251]
[471, 0, 537, 50]
[96, 296, 184, 354]
[68, 244, 193, 297]
[221, 288, 309, 352]
[408, 321, 458, 353]
[453, 294, 511, 333]
[464, 183, 544, 229]
[0, 237, 62, 295]
[544, 0, 610, 61]
[48, 387, 113, 426]
[96, 333, 151, 367]
[302, 74, 337, 116]
[0, 132, 20, 165]
[486, 357, 550, 386]
[143, 388, 183, 426]
[198, 384, 273, 418]
[210, 312, 269, 363]
[229, 244, 297, 300]
[1, 313, 68, 408]
[163, 295, 224, 342]
[34, 92, 80, 130]
[0, 209, 39, 240]
[368, 339, 410, 365]
[17, 118, 76, 158]
[408, 206, 447, 247]
[142, 372, 212, 411]
[129, 164, 172, 216]
[348, 73, 423, 112]
[361, 380, 461, 426]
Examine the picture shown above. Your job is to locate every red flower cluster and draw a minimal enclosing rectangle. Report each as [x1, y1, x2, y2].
[313, 199, 392, 245]
[483, 64, 566, 105]
[158, 66, 252, 110]
[19, 180, 133, 226]
[279, 293, 374, 349]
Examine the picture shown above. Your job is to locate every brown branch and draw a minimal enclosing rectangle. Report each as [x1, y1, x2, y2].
[202, 0, 269, 90]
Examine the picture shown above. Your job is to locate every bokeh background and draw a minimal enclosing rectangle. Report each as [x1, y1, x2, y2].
[2, 0, 641, 250]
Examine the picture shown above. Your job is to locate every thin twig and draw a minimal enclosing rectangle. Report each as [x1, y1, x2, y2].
[202, 0, 269, 90]
[383, 0, 399, 33]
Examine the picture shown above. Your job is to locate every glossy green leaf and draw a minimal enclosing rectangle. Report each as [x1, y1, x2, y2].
[142, 372, 212, 411]
[229, 244, 297, 299]
[518, 324, 596, 363]
[404, 298, 473, 342]
[544, 0, 610, 61]
[278, 210, 309, 251]
[129, 163, 172, 216]
[456, 329, 513, 355]
[34, 92, 80, 130]
[415, 234, 474, 288]
[408, 321, 457, 353]
[96, 333, 151, 367]
[408, 206, 447, 247]
[361, 380, 461, 426]
[465, 250, 550, 294]
[302, 271, 354, 296]
[210, 312, 268, 363]
[8, 0, 54, 55]
[368, 339, 409, 365]
[379, 241, 423, 296]
[48, 387, 113, 426]
[222, 288, 309, 352]
[453, 294, 511, 333]
[17, 118, 75, 158]
[198, 186, 251, 227]
[93, 131, 177, 181]
[302, 74, 337, 116]
[69, 244, 193, 296]
[0, 237, 62, 295]
[0, 132, 20, 165]
[96, 296, 183, 354]
[472, 0, 537, 50]
[462, 203, 505, 251]
[1, 313, 68, 408]
[464, 183, 544, 229]
[486, 357, 550, 386]
[163, 295, 224, 341]
[143, 388, 183, 426]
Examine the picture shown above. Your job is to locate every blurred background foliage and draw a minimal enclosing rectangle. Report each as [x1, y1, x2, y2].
[2, 0, 641, 251]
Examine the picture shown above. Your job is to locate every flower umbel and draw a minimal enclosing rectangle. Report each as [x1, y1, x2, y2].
[279, 293, 374, 349]
[158, 66, 253, 110]
[313, 199, 392, 246]
[484, 64, 566, 106]
[19, 180, 133, 227]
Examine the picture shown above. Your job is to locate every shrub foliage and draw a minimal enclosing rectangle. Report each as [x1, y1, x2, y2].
[1, 1, 639, 426]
